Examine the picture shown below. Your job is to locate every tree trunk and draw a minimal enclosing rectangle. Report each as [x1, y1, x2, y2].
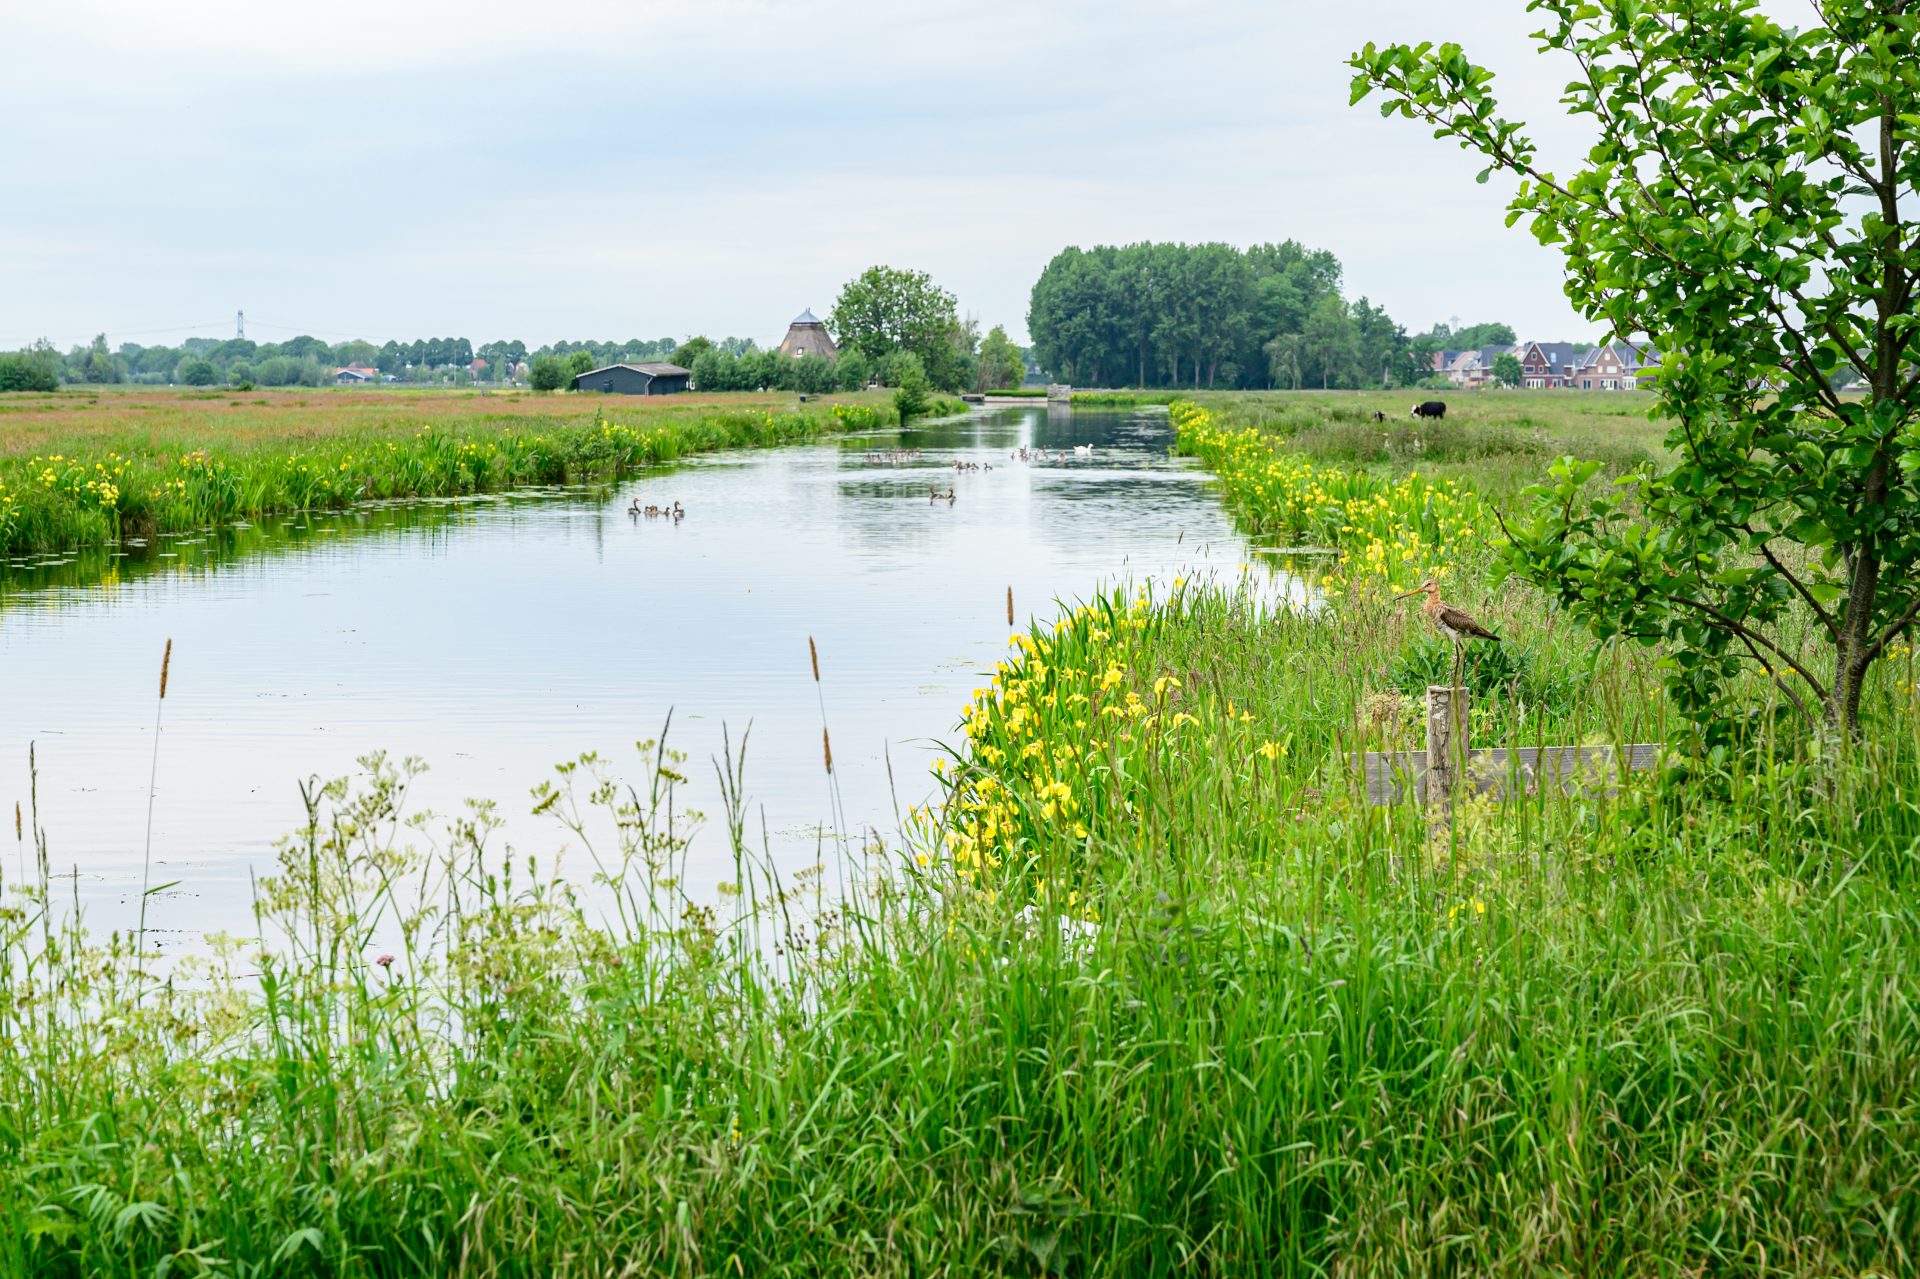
[1830, 468, 1886, 735]
[1826, 98, 1911, 737]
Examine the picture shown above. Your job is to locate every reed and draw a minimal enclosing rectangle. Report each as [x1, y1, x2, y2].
[0, 393, 899, 558]
[134, 638, 171, 964]
[4, 392, 1916, 1274]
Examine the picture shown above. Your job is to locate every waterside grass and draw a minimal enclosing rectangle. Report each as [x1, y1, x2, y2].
[0, 389, 937, 558]
[4, 392, 1918, 1274]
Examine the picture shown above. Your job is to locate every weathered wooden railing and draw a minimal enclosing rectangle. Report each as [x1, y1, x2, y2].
[1361, 685, 1661, 810]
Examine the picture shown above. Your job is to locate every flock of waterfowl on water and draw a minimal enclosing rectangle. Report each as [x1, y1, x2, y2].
[628, 499, 686, 523]
[1011, 444, 1096, 463]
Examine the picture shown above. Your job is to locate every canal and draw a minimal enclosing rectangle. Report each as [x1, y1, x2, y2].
[0, 406, 1261, 944]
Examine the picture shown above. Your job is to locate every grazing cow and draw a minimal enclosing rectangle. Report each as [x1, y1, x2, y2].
[1411, 400, 1447, 420]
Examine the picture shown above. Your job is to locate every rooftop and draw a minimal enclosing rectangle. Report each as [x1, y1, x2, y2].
[576, 362, 692, 379]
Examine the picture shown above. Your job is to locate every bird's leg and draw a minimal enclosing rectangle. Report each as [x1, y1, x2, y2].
[1450, 640, 1466, 777]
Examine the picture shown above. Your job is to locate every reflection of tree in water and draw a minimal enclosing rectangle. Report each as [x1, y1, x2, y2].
[3, 407, 1189, 603]
[826, 409, 1218, 566]
[0, 491, 613, 604]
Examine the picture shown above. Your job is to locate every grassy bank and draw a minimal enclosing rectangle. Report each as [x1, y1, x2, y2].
[5, 393, 1917, 1274]
[0, 388, 959, 557]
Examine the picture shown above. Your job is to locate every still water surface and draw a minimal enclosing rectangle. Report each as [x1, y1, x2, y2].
[0, 407, 1258, 942]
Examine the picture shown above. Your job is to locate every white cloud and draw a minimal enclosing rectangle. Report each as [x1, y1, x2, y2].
[0, 1, 1606, 349]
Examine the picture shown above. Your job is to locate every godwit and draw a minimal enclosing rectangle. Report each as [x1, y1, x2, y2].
[1395, 578, 1501, 688]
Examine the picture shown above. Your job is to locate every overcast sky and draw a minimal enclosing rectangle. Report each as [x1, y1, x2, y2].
[1, 1, 1609, 352]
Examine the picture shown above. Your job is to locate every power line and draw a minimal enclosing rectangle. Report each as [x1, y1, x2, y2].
[2, 316, 406, 349]
[248, 318, 394, 341]
[0, 320, 234, 348]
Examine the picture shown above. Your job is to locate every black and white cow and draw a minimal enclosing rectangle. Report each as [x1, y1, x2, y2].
[1411, 400, 1447, 420]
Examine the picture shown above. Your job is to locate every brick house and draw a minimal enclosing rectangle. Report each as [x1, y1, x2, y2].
[1571, 342, 1662, 390]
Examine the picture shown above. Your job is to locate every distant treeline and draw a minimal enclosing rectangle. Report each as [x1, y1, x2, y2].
[1027, 241, 1497, 391]
[1, 333, 764, 389]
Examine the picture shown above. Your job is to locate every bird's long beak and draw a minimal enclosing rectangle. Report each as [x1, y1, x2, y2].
[1393, 588, 1421, 600]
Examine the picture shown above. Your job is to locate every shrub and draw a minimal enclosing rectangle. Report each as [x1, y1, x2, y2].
[0, 352, 59, 393]
[529, 356, 568, 392]
[176, 359, 218, 387]
[889, 352, 931, 422]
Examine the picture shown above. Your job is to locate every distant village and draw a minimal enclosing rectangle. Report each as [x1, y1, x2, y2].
[333, 328, 1670, 398]
[1429, 340, 1661, 392]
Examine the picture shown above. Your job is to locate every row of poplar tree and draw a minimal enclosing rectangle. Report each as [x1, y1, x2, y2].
[1027, 241, 1467, 391]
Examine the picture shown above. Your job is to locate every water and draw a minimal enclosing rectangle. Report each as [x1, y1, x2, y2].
[0, 407, 1260, 942]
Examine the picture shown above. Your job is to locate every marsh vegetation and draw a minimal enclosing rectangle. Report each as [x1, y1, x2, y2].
[3, 389, 1916, 1274]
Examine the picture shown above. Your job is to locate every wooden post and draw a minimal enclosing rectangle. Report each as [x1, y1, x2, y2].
[1424, 685, 1468, 816]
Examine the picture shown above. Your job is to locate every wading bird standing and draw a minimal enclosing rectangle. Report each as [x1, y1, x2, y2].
[1395, 578, 1501, 688]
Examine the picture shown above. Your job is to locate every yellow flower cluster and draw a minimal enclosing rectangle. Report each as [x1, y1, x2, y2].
[831, 403, 884, 430]
[1170, 401, 1488, 595]
[928, 584, 1291, 899]
[23, 453, 128, 511]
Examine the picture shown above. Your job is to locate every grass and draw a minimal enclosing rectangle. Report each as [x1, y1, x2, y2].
[0, 388, 940, 557]
[1184, 388, 1667, 502]
[4, 390, 1917, 1274]
[1069, 390, 1185, 407]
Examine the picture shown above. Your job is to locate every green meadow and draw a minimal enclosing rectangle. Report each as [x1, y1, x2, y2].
[2, 390, 1916, 1276]
[0, 387, 950, 558]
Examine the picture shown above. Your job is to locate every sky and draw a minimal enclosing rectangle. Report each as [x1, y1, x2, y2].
[0, 0, 1610, 353]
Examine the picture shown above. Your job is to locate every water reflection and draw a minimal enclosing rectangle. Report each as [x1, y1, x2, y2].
[0, 408, 1265, 942]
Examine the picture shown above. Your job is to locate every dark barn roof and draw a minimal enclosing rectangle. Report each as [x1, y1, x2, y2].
[576, 362, 692, 380]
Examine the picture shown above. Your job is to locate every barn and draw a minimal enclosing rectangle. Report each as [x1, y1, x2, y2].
[572, 362, 692, 395]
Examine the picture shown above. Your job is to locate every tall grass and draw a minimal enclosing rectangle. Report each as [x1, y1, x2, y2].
[4, 392, 1917, 1273]
[5, 583, 1918, 1273]
[0, 399, 896, 557]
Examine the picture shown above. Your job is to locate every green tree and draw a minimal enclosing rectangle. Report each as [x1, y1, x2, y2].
[1264, 333, 1304, 390]
[1028, 240, 1368, 389]
[888, 351, 931, 423]
[0, 345, 61, 393]
[332, 340, 379, 368]
[1454, 322, 1515, 349]
[1301, 295, 1358, 390]
[1349, 298, 1407, 389]
[564, 351, 596, 381]
[829, 266, 961, 368]
[671, 336, 715, 370]
[1492, 352, 1523, 388]
[279, 335, 332, 363]
[835, 349, 872, 392]
[176, 358, 218, 386]
[976, 325, 1025, 391]
[529, 355, 568, 393]
[1353, 1, 1920, 736]
[80, 334, 123, 384]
